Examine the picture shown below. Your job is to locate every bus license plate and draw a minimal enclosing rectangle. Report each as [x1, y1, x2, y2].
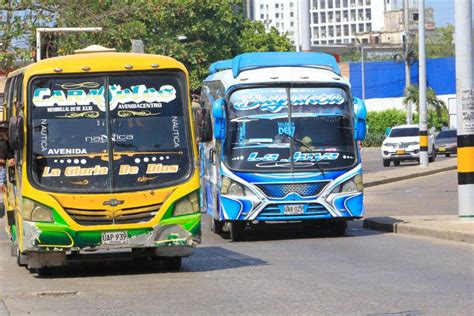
[439, 147, 446, 152]
[101, 231, 128, 245]
[284, 205, 304, 215]
[396, 149, 406, 155]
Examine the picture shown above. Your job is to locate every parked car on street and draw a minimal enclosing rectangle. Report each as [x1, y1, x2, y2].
[381, 124, 435, 167]
[434, 129, 457, 157]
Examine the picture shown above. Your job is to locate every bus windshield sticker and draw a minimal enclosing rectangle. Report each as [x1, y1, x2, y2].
[32, 83, 177, 113]
[233, 94, 345, 113]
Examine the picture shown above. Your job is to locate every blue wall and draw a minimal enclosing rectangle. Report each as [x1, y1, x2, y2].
[349, 57, 455, 99]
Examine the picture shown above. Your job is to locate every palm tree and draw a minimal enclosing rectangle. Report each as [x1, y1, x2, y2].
[403, 84, 447, 120]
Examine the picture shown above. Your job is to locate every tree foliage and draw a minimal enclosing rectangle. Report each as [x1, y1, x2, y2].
[0, 0, 55, 71]
[1, 0, 293, 89]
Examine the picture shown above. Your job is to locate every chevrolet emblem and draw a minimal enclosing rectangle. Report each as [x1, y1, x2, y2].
[103, 199, 124, 207]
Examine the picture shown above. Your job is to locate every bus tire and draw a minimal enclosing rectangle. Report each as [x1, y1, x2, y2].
[210, 217, 223, 234]
[229, 221, 245, 242]
[383, 160, 390, 167]
[163, 257, 182, 271]
[394, 161, 400, 166]
[16, 248, 27, 267]
[329, 221, 347, 237]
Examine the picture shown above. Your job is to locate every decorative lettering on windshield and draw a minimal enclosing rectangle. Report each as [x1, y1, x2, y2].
[233, 93, 345, 113]
[32, 83, 177, 112]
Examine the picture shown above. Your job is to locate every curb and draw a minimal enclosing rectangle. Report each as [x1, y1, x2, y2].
[363, 217, 474, 244]
[364, 164, 457, 187]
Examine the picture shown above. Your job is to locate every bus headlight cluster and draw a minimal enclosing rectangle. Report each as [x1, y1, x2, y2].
[173, 191, 200, 216]
[22, 198, 54, 223]
[221, 176, 256, 198]
[331, 174, 364, 194]
[325, 175, 363, 206]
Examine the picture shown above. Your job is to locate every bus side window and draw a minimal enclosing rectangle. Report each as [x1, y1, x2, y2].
[7, 76, 17, 120]
[15, 74, 24, 115]
[2, 78, 11, 121]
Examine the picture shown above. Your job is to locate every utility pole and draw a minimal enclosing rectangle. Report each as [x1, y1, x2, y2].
[361, 45, 365, 101]
[36, 27, 102, 62]
[455, 0, 474, 218]
[418, 0, 428, 167]
[300, 0, 311, 52]
[295, 0, 300, 52]
[404, 0, 412, 124]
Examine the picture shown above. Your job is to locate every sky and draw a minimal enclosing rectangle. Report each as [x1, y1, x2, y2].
[427, 0, 474, 27]
[428, 0, 454, 26]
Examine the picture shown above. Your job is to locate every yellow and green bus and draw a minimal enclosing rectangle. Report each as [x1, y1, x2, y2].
[2, 51, 201, 273]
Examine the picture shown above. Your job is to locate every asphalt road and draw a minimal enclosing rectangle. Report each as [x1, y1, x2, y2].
[1, 171, 473, 315]
[364, 170, 458, 217]
[361, 148, 454, 174]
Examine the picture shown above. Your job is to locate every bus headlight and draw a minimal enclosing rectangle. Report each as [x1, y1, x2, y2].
[326, 175, 364, 206]
[228, 182, 244, 196]
[22, 198, 54, 223]
[173, 191, 200, 216]
[331, 175, 364, 194]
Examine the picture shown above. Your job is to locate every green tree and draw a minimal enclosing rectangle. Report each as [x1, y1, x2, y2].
[412, 25, 455, 59]
[403, 84, 448, 129]
[0, 1, 55, 71]
[46, 0, 293, 89]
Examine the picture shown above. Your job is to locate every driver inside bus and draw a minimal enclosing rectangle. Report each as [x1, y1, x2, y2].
[300, 136, 317, 152]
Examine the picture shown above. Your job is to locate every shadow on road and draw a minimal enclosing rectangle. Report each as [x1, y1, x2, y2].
[208, 220, 389, 243]
[29, 246, 267, 279]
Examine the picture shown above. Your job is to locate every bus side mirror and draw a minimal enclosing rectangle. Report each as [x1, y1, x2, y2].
[212, 99, 226, 140]
[8, 116, 24, 150]
[353, 97, 367, 141]
[385, 127, 391, 137]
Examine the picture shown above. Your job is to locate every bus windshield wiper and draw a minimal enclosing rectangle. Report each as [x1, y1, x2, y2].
[283, 133, 326, 177]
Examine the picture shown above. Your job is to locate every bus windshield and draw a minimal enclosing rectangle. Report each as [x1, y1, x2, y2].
[225, 87, 356, 173]
[29, 72, 192, 192]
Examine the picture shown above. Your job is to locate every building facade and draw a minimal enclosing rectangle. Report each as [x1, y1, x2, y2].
[248, 0, 425, 48]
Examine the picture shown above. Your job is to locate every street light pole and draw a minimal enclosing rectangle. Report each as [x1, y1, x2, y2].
[361, 45, 365, 101]
[35, 27, 102, 62]
[404, 0, 412, 124]
[418, 0, 429, 167]
[455, 0, 474, 218]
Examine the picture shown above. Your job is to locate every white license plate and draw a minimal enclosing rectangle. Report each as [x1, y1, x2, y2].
[101, 231, 128, 245]
[284, 204, 304, 215]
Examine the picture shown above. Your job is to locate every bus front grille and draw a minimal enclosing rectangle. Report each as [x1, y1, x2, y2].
[255, 182, 330, 198]
[65, 204, 162, 226]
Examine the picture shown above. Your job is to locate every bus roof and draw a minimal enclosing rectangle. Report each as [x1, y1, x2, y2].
[9, 52, 188, 78]
[208, 52, 340, 77]
[204, 52, 348, 92]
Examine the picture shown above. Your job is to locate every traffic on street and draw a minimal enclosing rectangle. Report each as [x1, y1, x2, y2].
[1, 1, 473, 315]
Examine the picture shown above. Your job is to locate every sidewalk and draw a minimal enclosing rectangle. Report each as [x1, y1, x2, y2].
[363, 215, 474, 244]
[363, 157, 457, 187]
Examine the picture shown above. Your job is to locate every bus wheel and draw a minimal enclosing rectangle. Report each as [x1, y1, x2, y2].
[329, 221, 347, 237]
[210, 217, 223, 234]
[16, 248, 27, 267]
[229, 221, 245, 242]
[163, 257, 182, 271]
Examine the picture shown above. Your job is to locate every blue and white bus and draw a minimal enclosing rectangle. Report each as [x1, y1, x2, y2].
[199, 52, 367, 241]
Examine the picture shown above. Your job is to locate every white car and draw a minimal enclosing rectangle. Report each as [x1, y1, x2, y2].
[381, 124, 435, 167]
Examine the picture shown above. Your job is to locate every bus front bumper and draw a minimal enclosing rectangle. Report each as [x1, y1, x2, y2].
[20, 213, 201, 260]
